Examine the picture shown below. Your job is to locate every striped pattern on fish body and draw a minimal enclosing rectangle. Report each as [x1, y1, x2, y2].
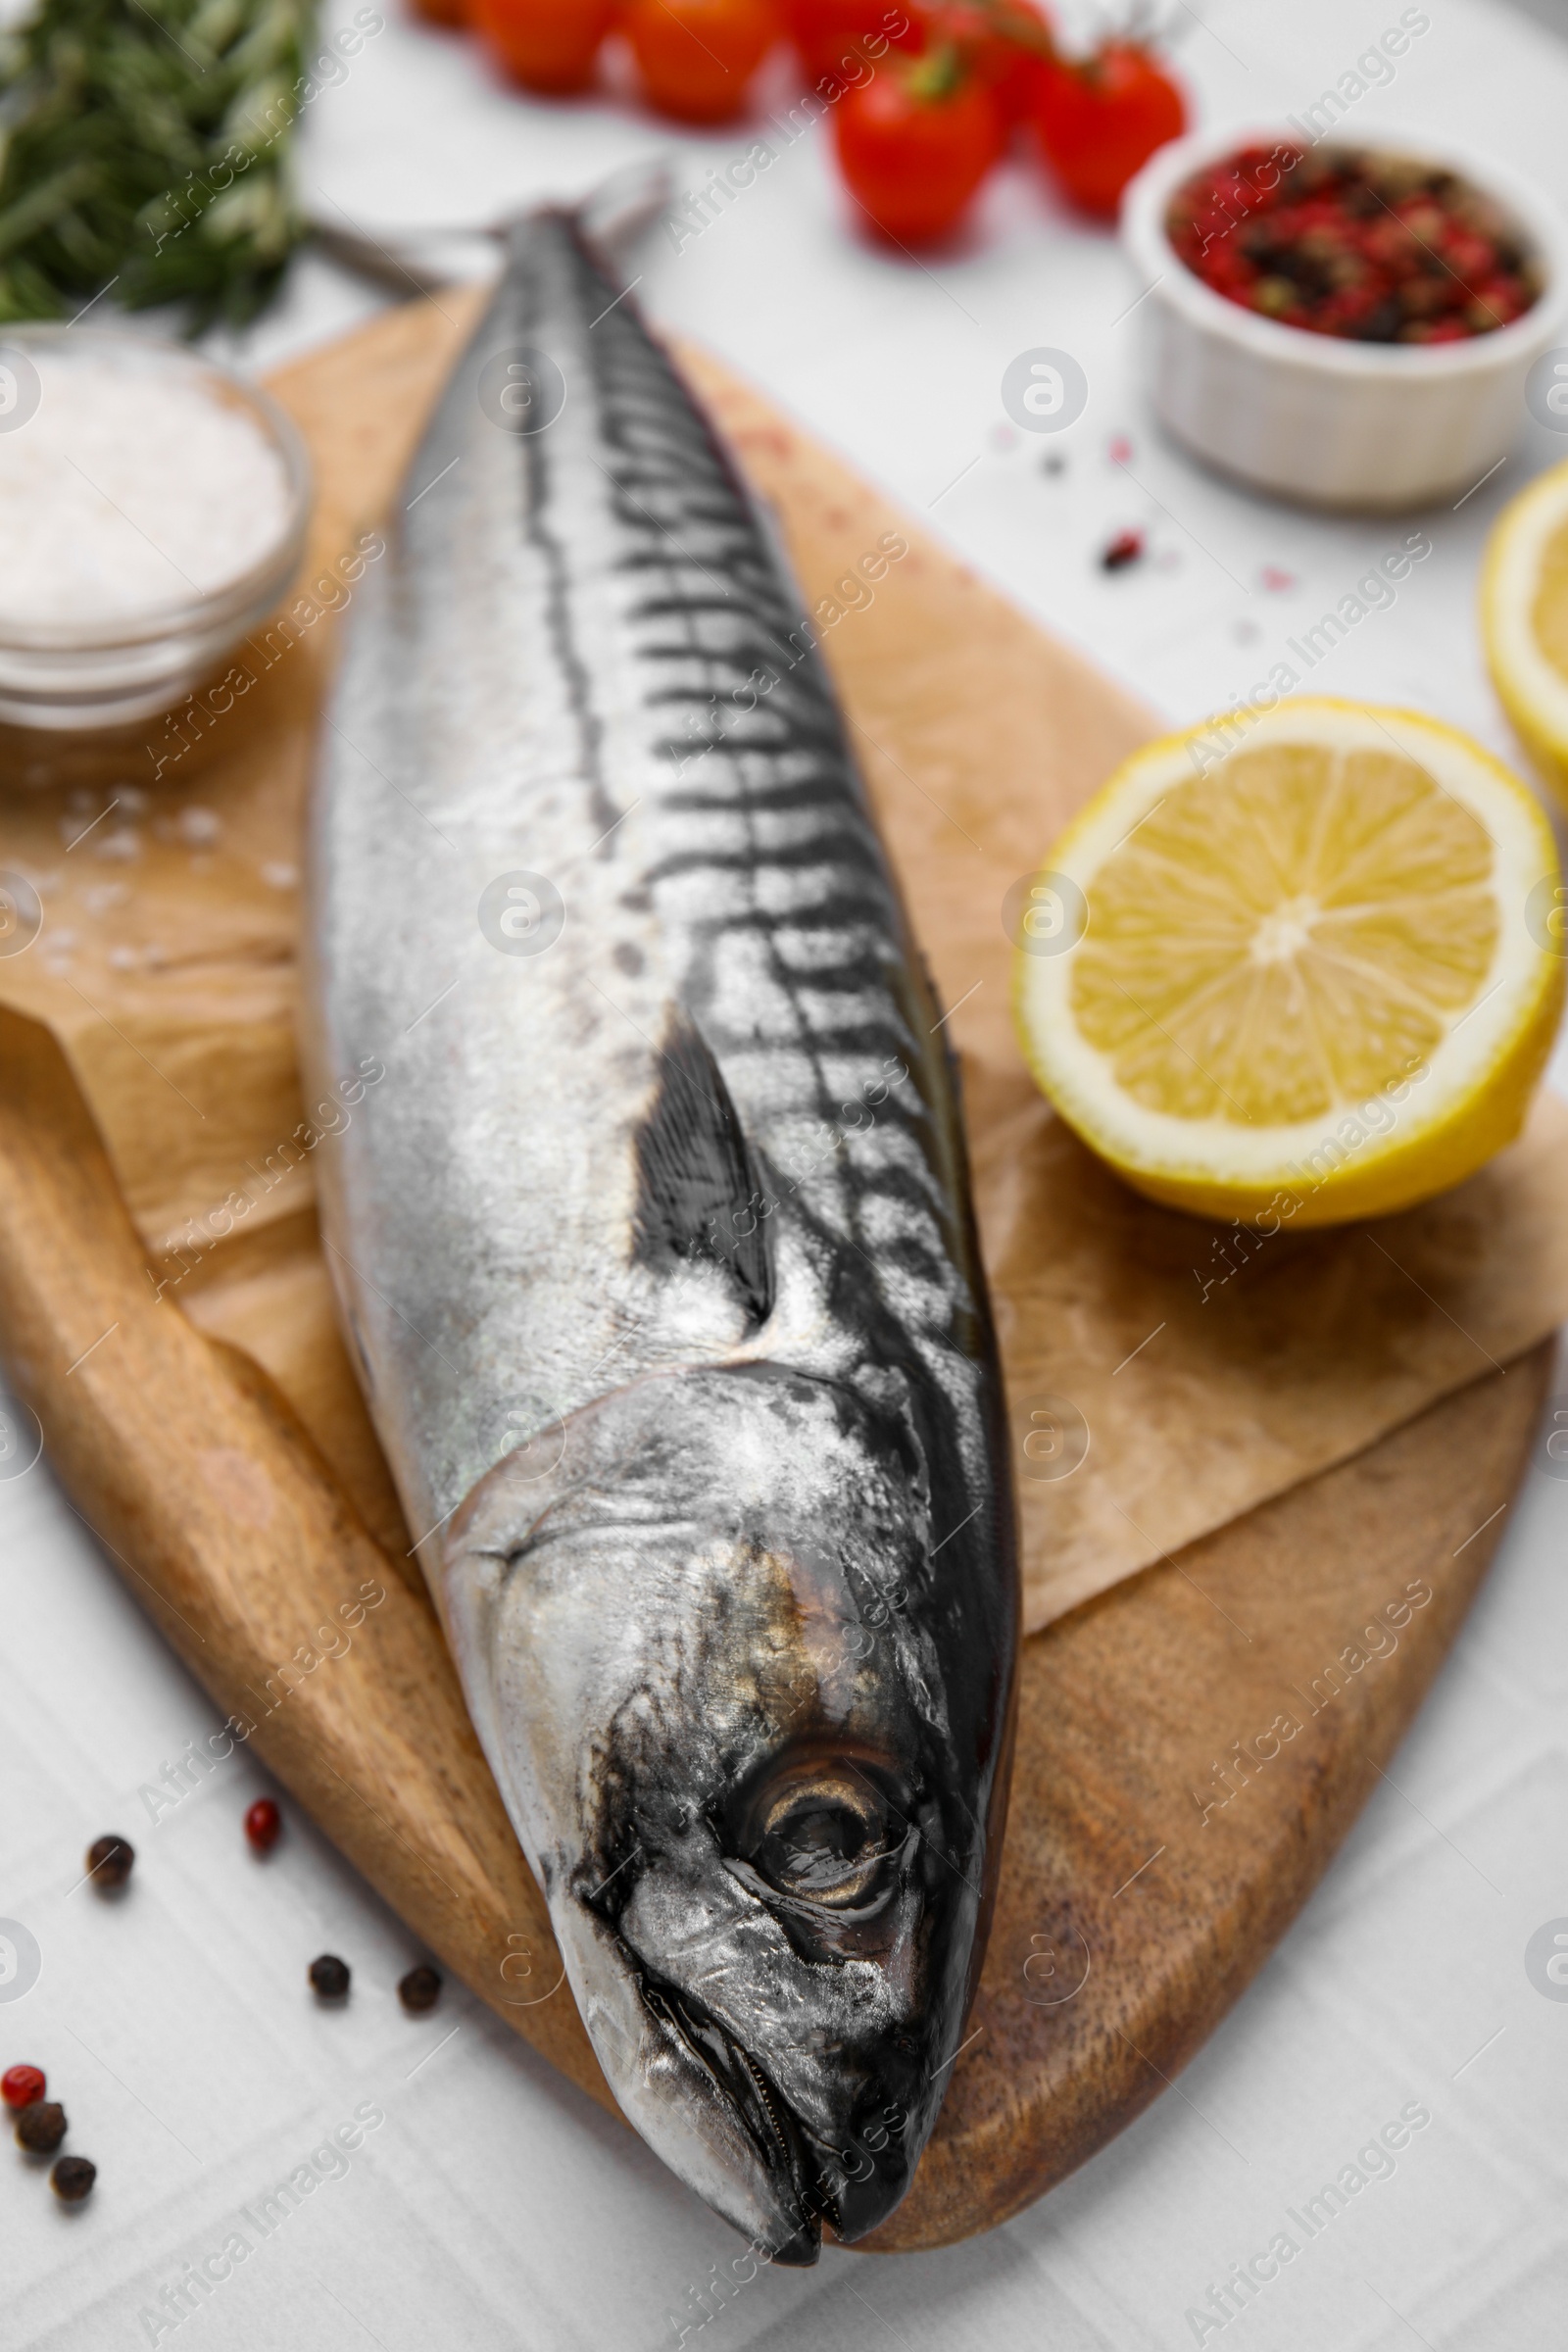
[304, 207, 1017, 2262]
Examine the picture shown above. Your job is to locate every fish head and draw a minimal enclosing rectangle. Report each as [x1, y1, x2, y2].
[444, 1361, 1008, 2262]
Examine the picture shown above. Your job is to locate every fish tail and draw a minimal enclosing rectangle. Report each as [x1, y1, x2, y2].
[497, 160, 675, 284]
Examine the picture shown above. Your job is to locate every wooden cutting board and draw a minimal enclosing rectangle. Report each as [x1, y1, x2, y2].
[0, 293, 1550, 2255]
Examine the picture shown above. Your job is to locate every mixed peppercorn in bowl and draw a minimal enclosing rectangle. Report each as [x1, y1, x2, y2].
[1164, 141, 1544, 346]
[1120, 123, 1568, 512]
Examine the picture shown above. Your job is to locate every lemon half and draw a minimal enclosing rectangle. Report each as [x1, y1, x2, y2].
[1014, 699, 1563, 1226]
[1482, 456, 1568, 807]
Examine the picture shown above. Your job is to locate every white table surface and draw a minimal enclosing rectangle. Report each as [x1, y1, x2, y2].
[7, 0, 1568, 2343]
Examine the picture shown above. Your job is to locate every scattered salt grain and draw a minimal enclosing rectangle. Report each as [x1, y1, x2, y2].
[0, 342, 292, 628]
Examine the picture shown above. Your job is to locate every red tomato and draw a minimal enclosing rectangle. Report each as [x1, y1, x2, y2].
[784, 0, 922, 82]
[623, 0, 779, 122]
[928, 0, 1054, 123]
[834, 56, 1004, 244]
[472, 0, 615, 91]
[1031, 42, 1186, 218]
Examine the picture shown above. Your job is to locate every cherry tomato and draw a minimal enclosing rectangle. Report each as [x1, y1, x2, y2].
[834, 53, 1004, 245]
[784, 0, 921, 83]
[623, 0, 779, 122]
[472, 0, 615, 93]
[1031, 41, 1186, 219]
[928, 0, 1054, 124]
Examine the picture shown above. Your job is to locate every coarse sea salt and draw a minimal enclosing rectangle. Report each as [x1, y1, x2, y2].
[0, 341, 293, 630]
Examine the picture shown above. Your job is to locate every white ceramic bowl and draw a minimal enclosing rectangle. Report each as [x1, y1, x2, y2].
[1120, 123, 1568, 512]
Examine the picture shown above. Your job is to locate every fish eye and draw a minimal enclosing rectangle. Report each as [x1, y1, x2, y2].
[742, 1760, 899, 1910]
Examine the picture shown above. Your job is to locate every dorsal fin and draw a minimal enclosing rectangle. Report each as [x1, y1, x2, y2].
[633, 1014, 774, 1328]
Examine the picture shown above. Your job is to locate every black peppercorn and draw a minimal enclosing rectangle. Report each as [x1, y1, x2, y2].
[85, 1835, 134, 1890]
[51, 2156, 95, 2202]
[15, 2101, 66, 2154]
[309, 1953, 351, 2000]
[398, 1965, 442, 2014]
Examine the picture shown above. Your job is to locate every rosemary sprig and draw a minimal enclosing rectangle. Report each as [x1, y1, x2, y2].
[0, 0, 314, 329]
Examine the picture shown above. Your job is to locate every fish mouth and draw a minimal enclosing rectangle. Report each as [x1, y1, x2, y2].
[637, 1964, 832, 2267]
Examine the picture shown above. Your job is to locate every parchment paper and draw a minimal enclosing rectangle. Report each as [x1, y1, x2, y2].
[0, 294, 1562, 1636]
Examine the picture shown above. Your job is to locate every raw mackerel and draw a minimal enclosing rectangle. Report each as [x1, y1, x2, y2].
[304, 207, 1017, 2261]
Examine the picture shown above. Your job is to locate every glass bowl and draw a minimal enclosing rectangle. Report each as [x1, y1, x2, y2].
[0, 324, 312, 731]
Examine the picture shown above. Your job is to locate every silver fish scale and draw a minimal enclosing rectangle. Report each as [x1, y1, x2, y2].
[591, 254, 984, 1455]
[307, 210, 987, 1555]
[587, 321, 957, 1269]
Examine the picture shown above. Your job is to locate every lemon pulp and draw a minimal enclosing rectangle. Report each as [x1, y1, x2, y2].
[1071, 744, 1496, 1126]
[1015, 701, 1563, 1227]
[1482, 458, 1568, 808]
[1529, 514, 1568, 684]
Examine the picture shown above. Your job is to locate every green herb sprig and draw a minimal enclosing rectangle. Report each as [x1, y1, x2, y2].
[0, 0, 315, 329]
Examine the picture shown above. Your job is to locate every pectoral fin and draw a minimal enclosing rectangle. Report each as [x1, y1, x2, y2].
[633, 1013, 774, 1328]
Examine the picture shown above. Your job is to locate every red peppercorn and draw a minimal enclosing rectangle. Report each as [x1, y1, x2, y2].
[1102, 528, 1145, 572]
[2, 2064, 44, 2109]
[244, 1798, 282, 1854]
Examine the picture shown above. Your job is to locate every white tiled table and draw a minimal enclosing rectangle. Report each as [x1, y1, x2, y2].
[7, 0, 1568, 2342]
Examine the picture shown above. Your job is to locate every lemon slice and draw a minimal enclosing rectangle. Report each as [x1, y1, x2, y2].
[1482, 456, 1568, 807]
[1013, 699, 1563, 1226]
